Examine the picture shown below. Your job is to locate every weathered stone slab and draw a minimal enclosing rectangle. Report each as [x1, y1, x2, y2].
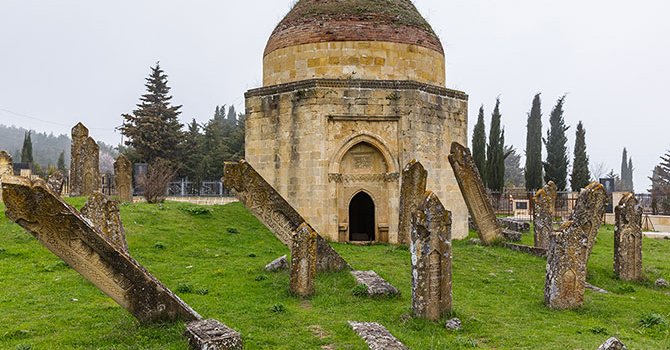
[585, 282, 609, 294]
[114, 154, 133, 202]
[265, 255, 288, 272]
[47, 170, 65, 195]
[534, 181, 557, 249]
[448, 142, 502, 245]
[445, 318, 462, 331]
[1, 176, 200, 324]
[545, 182, 607, 309]
[223, 160, 349, 272]
[348, 321, 408, 350]
[81, 192, 129, 253]
[614, 193, 643, 281]
[411, 191, 452, 321]
[289, 223, 317, 297]
[351, 270, 399, 297]
[597, 337, 628, 350]
[501, 243, 548, 257]
[398, 159, 427, 245]
[502, 229, 522, 242]
[0, 151, 13, 202]
[184, 319, 243, 350]
[70, 123, 100, 197]
[498, 218, 530, 232]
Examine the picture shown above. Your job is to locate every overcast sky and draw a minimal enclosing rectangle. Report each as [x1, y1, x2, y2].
[1, 0, 668, 190]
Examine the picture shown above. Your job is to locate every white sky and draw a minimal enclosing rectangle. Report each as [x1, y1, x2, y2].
[0, 0, 668, 190]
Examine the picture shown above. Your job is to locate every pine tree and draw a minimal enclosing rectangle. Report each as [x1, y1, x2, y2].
[486, 98, 505, 191]
[525, 93, 543, 191]
[471, 106, 487, 183]
[570, 121, 591, 191]
[21, 131, 33, 163]
[120, 62, 184, 164]
[543, 96, 570, 191]
[57, 150, 66, 172]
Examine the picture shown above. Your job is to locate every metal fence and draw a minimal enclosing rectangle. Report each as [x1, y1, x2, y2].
[166, 179, 233, 197]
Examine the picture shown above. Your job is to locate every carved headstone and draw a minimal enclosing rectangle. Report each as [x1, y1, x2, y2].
[184, 319, 243, 350]
[81, 192, 129, 253]
[448, 142, 502, 245]
[398, 159, 427, 245]
[289, 223, 317, 297]
[223, 160, 349, 272]
[114, 154, 133, 202]
[348, 322, 408, 350]
[0, 151, 13, 201]
[1, 176, 200, 324]
[534, 181, 557, 249]
[410, 191, 452, 321]
[70, 123, 100, 196]
[545, 182, 607, 310]
[47, 170, 65, 195]
[614, 193, 643, 281]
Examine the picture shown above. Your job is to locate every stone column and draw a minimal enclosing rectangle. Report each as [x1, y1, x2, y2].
[545, 182, 607, 310]
[614, 193, 643, 281]
[534, 181, 557, 249]
[411, 191, 452, 321]
[289, 223, 317, 298]
[70, 123, 100, 197]
[398, 159, 427, 245]
[81, 192, 129, 253]
[448, 142, 502, 245]
[0, 151, 13, 201]
[114, 154, 133, 202]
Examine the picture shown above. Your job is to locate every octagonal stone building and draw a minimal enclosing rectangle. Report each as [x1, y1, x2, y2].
[244, 0, 469, 243]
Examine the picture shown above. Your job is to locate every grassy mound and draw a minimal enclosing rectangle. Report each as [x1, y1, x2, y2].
[0, 200, 668, 349]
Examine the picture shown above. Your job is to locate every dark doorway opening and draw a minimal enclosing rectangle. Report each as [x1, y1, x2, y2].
[349, 192, 375, 241]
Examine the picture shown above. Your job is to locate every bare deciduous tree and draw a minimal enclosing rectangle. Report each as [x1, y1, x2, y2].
[138, 158, 176, 204]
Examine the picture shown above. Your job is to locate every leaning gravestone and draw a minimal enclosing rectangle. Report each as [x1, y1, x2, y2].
[614, 193, 644, 281]
[411, 191, 452, 321]
[70, 123, 100, 197]
[289, 223, 317, 298]
[223, 160, 349, 272]
[534, 181, 557, 249]
[47, 170, 65, 195]
[448, 142, 502, 245]
[398, 159, 427, 245]
[1, 175, 200, 324]
[81, 192, 129, 253]
[114, 154, 133, 202]
[545, 182, 607, 309]
[0, 151, 13, 201]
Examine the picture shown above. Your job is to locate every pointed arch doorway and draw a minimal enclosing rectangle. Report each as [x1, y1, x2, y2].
[349, 191, 376, 241]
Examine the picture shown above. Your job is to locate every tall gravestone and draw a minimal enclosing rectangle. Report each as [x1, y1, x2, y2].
[81, 192, 129, 253]
[410, 191, 452, 321]
[223, 160, 349, 272]
[289, 223, 317, 297]
[114, 154, 133, 202]
[448, 142, 502, 245]
[545, 182, 607, 309]
[1, 175, 200, 324]
[70, 123, 100, 197]
[398, 160, 427, 245]
[534, 181, 557, 249]
[0, 151, 12, 202]
[614, 193, 643, 281]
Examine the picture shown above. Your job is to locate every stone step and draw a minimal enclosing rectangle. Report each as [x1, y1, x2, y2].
[351, 271, 399, 297]
[348, 321, 408, 350]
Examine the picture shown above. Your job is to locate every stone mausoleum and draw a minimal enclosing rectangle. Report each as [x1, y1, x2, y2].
[244, 0, 469, 243]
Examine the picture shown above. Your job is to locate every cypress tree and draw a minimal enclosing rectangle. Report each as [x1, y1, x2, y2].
[620, 148, 630, 191]
[628, 158, 634, 192]
[525, 93, 543, 191]
[471, 105, 487, 183]
[543, 96, 569, 191]
[486, 98, 505, 191]
[570, 121, 591, 191]
[181, 119, 204, 185]
[57, 150, 66, 172]
[21, 131, 33, 163]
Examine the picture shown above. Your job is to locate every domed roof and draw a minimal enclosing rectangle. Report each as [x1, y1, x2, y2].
[265, 0, 444, 56]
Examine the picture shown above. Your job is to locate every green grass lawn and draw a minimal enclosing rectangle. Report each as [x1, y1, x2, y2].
[0, 200, 668, 349]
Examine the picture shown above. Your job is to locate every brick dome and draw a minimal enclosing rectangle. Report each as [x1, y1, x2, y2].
[265, 0, 444, 57]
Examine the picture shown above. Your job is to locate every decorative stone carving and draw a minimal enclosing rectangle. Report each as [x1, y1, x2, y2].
[0, 151, 13, 202]
[448, 142, 502, 245]
[534, 181, 557, 249]
[348, 322, 408, 350]
[223, 160, 349, 272]
[410, 191, 452, 321]
[81, 192, 129, 253]
[351, 270, 399, 297]
[70, 123, 100, 196]
[614, 193, 643, 281]
[1, 176, 200, 324]
[265, 255, 288, 272]
[114, 154, 133, 202]
[184, 319, 243, 350]
[398, 160, 427, 245]
[545, 182, 607, 310]
[289, 223, 317, 297]
[47, 170, 65, 195]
